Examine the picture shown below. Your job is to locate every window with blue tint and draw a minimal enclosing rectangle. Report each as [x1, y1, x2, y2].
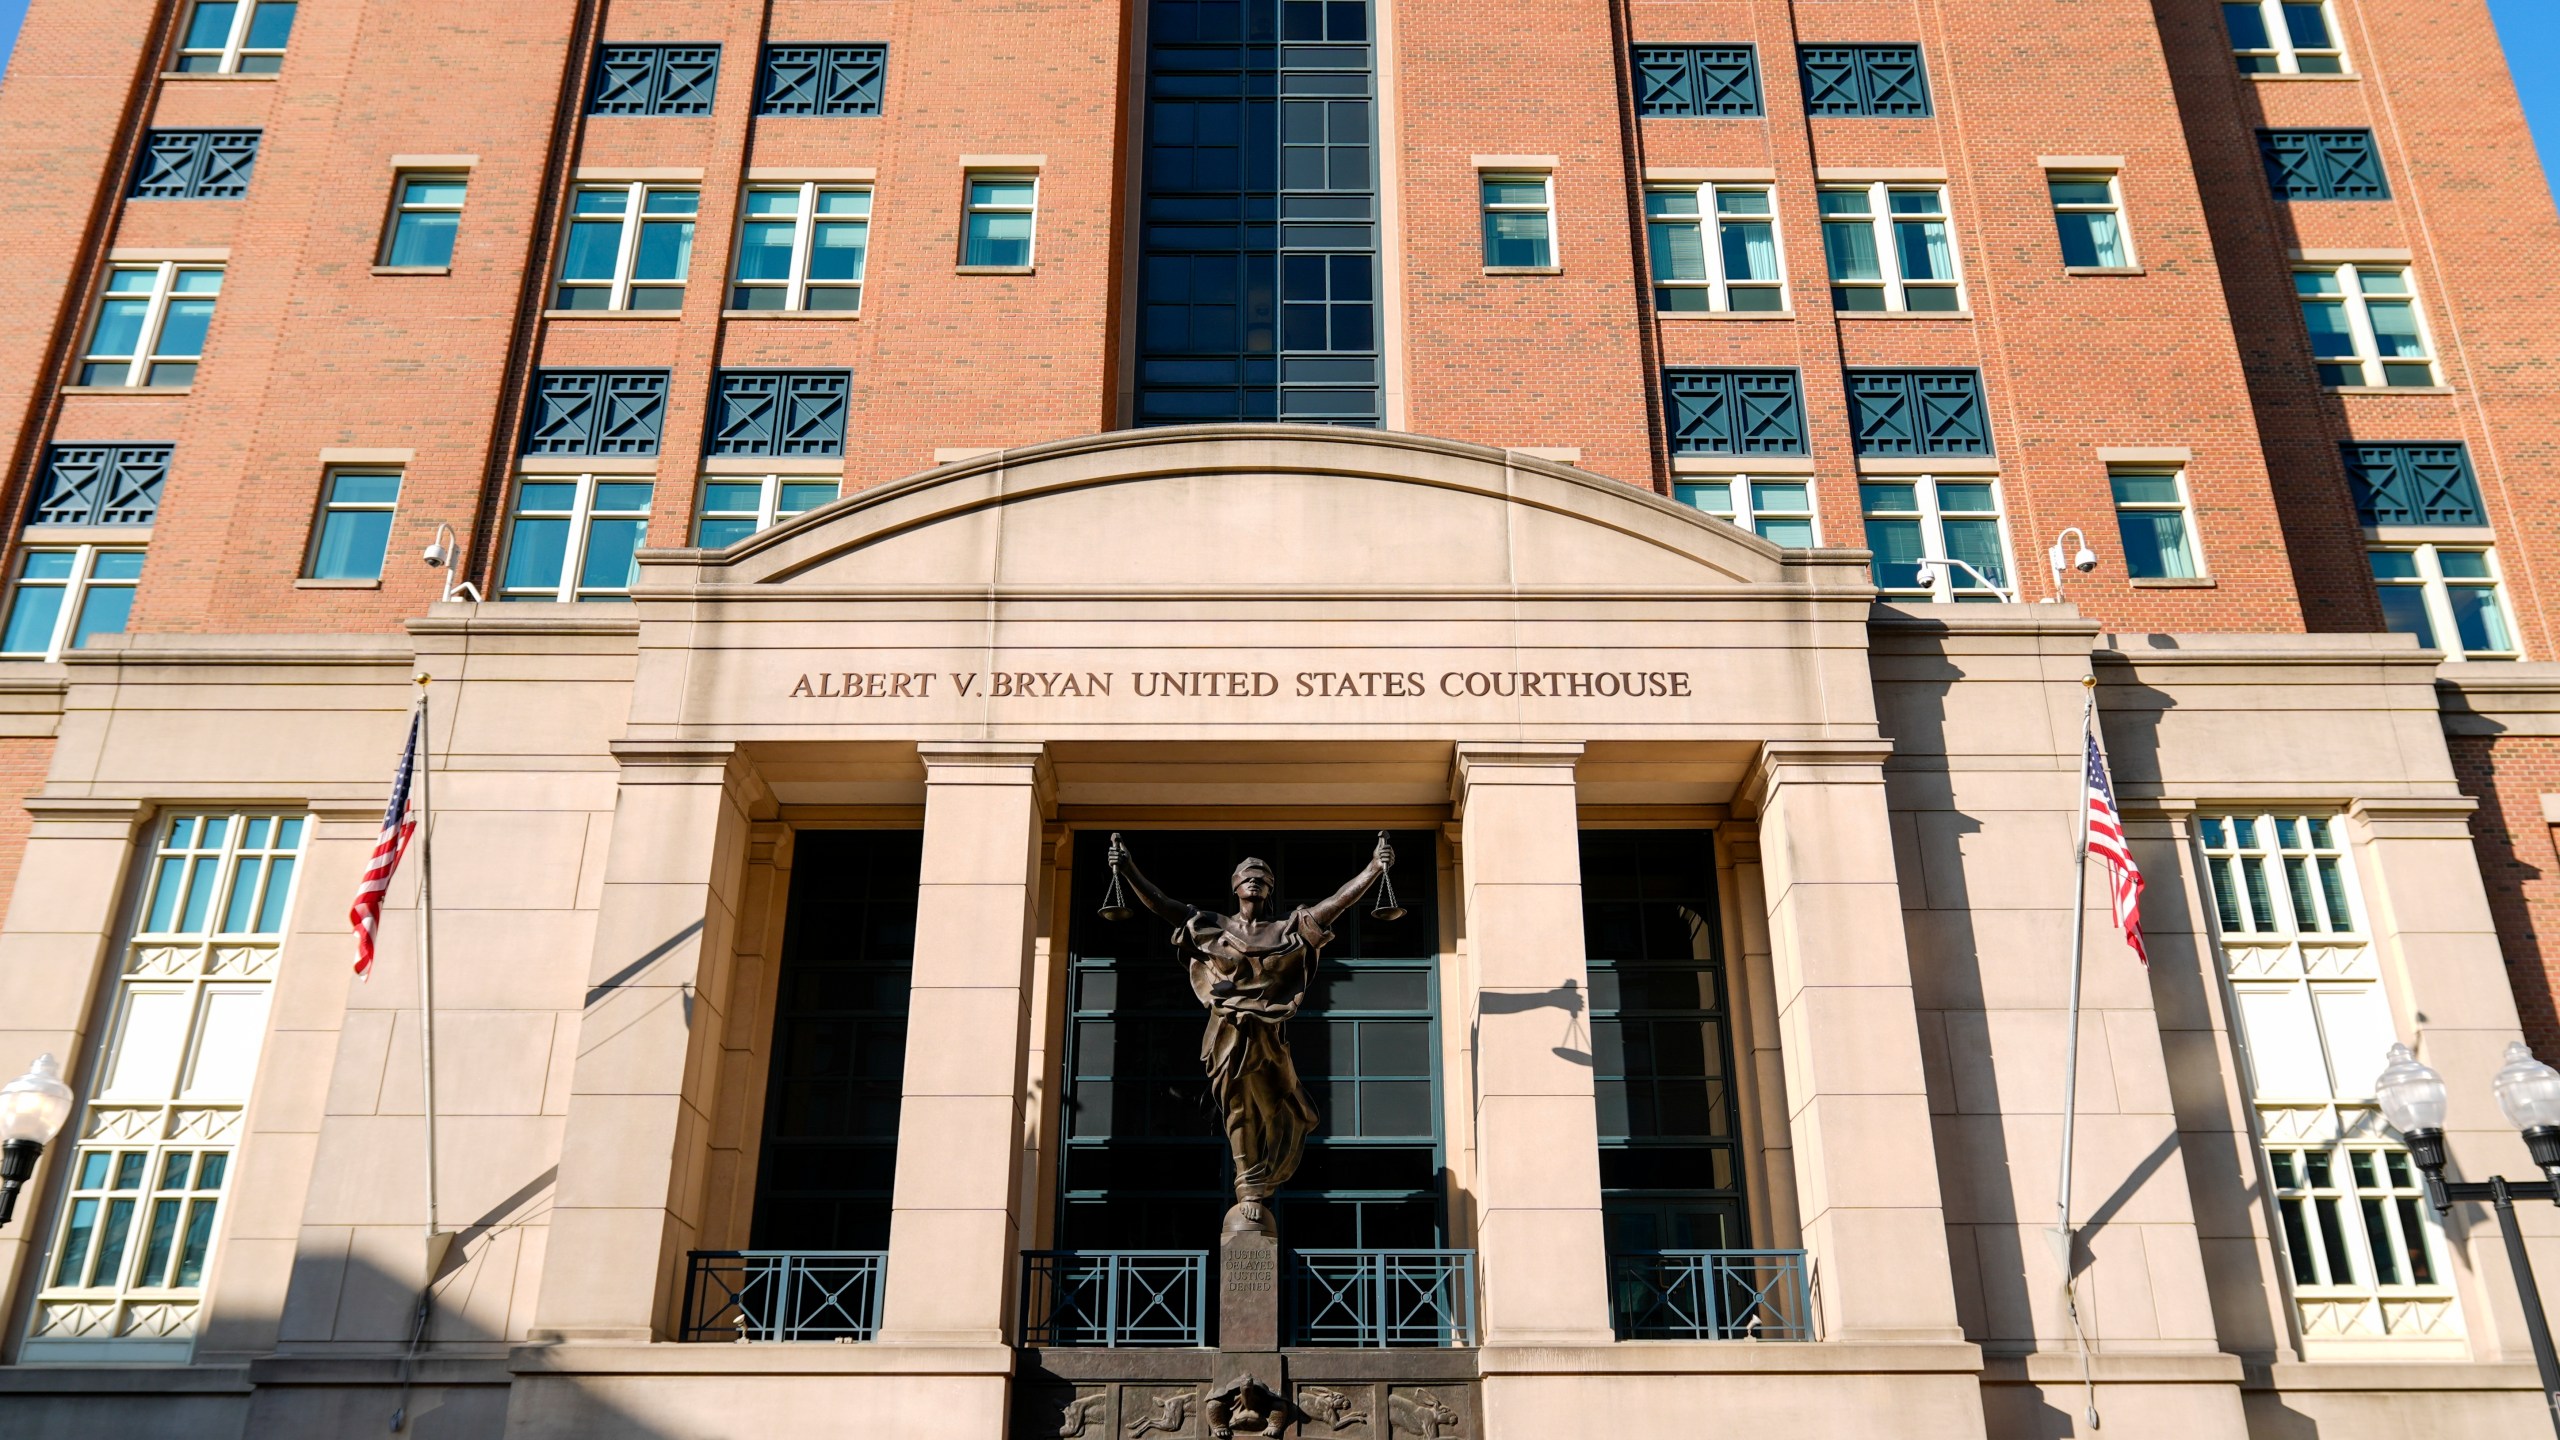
[31, 444, 169, 528]
[1861, 476, 2010, 602]
[2111, 468, 2199, 579]
[1798, 45, 1930, 116]
[1676, 477, 1816, 545]
[175, 1, 295, 74]
[524, 370, 670, 455]
[590, 44, 721, 116]
[81, 264, 222, 387]
[2048, 173, 2130, 268]
[2343, 443, 2481, 527]
[757, 43, 887, 115]
[1, 552, 74, 655]
[72, 552, 144, 648]
[306, 470, 401, 580]
[1663, 369, 1806, 455]
[1480, 175, 1554, 267]
[555, 183, 695, 310]
[961, 176, 1038, 266]
[131, 130, 260, 200]
[2296, 264, 2435, 387]
[502, 477, 653, 601]
[2371, 545, 2517, 661]
[1632, 46, 1760, 117]
[1135, 0, 1383, 427]
[1, 548, 144, 657]
[382, 173, 466, 267]
[2259, 129, 2387, 200]
[708, 370, 851, 457]
[731, 185, 870, 311]
[2226, 0, 2344, 73]
[1845, 369, 1991, 455]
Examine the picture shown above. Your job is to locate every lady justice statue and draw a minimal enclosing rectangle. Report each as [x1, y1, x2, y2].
[1102, 833, 1399, 1236]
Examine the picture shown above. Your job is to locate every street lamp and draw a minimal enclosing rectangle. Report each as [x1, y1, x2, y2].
[2375, 1040, 2560, 1438]
[0, 1053, 73, 1227]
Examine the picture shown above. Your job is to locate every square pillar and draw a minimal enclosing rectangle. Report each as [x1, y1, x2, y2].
[876, 742, 1051, 1345]
[1745, 740, 1965, 1342]
[1453, 743, 1614, 1345]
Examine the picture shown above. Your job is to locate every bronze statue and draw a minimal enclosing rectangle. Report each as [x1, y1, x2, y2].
[1103, 833, 1397, 1235]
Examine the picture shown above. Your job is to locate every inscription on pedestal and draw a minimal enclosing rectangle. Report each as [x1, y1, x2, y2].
[1219, 1230, 1281, 1354]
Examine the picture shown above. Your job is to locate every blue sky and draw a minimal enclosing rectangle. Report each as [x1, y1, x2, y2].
[0, 0, 2549, 188]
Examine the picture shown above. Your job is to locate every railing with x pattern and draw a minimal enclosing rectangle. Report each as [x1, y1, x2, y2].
[1020, 1251, 1211, 1348]
[1606, 1249, 1812, 1341]
[1288, 1249, 1476, 1347]
[679, 1250, 885, 1342]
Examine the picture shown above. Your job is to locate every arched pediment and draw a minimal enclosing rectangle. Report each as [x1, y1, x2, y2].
[638, 426, 1864, 596]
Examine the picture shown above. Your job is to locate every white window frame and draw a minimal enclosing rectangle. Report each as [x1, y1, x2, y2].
[380, 171, 468, 267]
[1645, 181, 1787, 312]
[26, 810, 307, 1363]
[173, 0, 292, 75]
[2296, 263, 2439, 389]
[2369, 542, 2521, 662]
[501, 474, 654, 602]
[1820, 181, 1964, 313]
[1674, 474, 1820, 545]
[694, 473, 843, 546]
[304, 468, 402, 580]
[730, 182, 872, 312]
[1860, 473, 2014, 602]
[2227, 0, 2348, 74]
[2046, 170, 2135, 269]
[555, 182, 697, 311]
[960, 172, 1040, 268]
[1, 545, 147, 661]
[2109, 465, 2204, 580]
[1479, 171, 1557, 269]
[2196, 811, 2463, 1355]
[81, 262, 223, 389]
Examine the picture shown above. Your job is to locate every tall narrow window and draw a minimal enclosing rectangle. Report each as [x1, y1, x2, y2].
[1861, 475, 2010, 601]
[306, 471, 401, 580]
[1646, 183, 1783, 312]
[731, 184, 870, 311]
[1, 548, 146, 659]
[960, 175, 1037, 267]
[26, 812, 305, 1361]
[554, 184, 697, 311]
[2296, 264, 2436, 388]
[1675, 477, 1816, 545]
[501, 477, 652, 601]
[1480, 174, 1555, 268]
[2198, 813, 2462, 1353]
[381, 174, 467, 268]
[1819, 183, 1961, 311]
[80, 264, 223, 388]
[2111, 468, 2200, 580]
[2370, 545, 2518, 661]
[173, 1, 295, 74]
[2224, 1, 2345, 73]
[696, 476, 840, 546]
[2048, 172, 2132, 269]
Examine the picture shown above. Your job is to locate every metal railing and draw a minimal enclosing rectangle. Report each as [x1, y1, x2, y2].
[1289, 1249, 1477, 1347]
[1607, 1249, 1812, 1340]
[1020, 1250, 1210, 1347]
[680, 1250, 885, 1342]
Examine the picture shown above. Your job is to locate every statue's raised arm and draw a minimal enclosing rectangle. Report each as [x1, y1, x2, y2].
[1106, 833, 1195, 925]
[1305, 833, 1394, 930]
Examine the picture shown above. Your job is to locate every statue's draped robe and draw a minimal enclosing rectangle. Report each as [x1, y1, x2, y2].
[1176, 906, 1326, 1199]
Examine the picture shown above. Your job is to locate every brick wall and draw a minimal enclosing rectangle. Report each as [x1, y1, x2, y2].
[2449, 733, 2560, 1060]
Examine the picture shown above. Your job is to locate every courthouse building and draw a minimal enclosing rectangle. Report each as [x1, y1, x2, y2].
[4, 0, 2560, 1435]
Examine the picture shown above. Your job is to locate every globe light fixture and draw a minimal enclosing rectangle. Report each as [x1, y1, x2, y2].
[0, 1053, 74, 1227]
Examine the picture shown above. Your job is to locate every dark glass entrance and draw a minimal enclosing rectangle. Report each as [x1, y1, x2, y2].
[1059, 829, 1439, 1250]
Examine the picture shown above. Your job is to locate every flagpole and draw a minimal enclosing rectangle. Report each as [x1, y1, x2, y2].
[413, 675, 443, 1265]
[2056, 673, 2100, 1428]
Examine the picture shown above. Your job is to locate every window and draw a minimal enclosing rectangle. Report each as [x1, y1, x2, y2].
[80, 264, 222, 388]
[732, 185, 870, 311]
[2344, 443, 2482, 527]
[757, 44, 887, 116]
[2296, 264, 2435, 388]
[2224, 1, 2345, 73]
[2260, 129, 2387, 200]
[502, 477, 652, 601]
[381, 173, 467, 268]
[1481, 174, 1554, 268]
[696, 475, 841, 546]
[961, 175, 1037, 267]
[1646, 183, 1783, 312]
[709, 370, 852, 457]
[1798, 45, 1930, 116]
[555, 183, 696, 311]
[131, 131, 259, 200]
[1820, 183, 1960, 311]
[2048, 172, 2132, 269]
[25, 812, 304, 1362]
[1845, 369, 1991, 455]
[523, 370, 670, 456]
[1676, 477, 1816, 546]
[2110, 468, 2201, 580]
[173, 1, 295, 75]
[1632, 46, 1761, 117]
[590, 44, 720, 116]
[1, 548, 144, 659]
[305, 471, 400, 581]
[1861, 476, 2010, 601]
[1662, 369, 1807, 455]
[2197, 813, 2461, 1351]
[31, 444, 168, 529]
[2370, 545, 2517, 661]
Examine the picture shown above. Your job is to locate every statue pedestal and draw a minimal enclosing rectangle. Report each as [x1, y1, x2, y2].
[1213, 1227, 1287, 1436]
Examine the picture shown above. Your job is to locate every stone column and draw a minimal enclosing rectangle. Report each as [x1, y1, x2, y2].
[1746, 740, 1965, 1342]
[1452, 743, 1614, 1345]
[532, 741, 755, 1341]
[875, 742, 1051, 1345]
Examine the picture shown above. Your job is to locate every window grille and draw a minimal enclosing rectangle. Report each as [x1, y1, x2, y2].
[2259, 129, 2388, 200]
[709, 371, 851, 458]
[758, 44, 887, 115]
[1845, 369, 1991, 456]
[32, 445, 169, 529]
[1663, 369, 1807, 456]
[524, 370, 671, 456]
[2343, 444, 2481, 527]
[590, 44, 722, 116]
[1798, 45, 1930, 116]
[1633, 46, 1761, 117]
[131, 130, 260, 200]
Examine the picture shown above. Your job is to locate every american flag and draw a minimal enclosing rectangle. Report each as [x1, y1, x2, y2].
[2083, 731, 2147, 964]
[349, 704, 422, 979]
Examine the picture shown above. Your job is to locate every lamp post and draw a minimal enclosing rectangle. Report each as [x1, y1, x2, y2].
[2375, 1040, 2560, 1439]
[0, 1053, 74, 1227]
